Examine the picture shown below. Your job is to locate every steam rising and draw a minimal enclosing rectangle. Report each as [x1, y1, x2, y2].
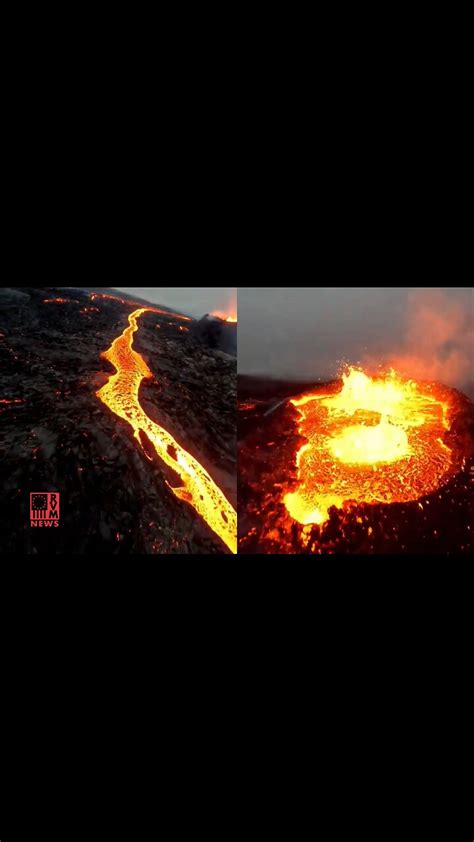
[382, 289, 474, 389]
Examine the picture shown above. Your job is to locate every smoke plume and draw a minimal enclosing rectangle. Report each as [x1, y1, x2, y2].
[379, 289, 473, 390]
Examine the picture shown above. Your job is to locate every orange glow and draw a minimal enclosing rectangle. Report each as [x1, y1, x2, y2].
[212, 289, 237, 322]
[284, 367, 454, 526]
[212, 311, 237, 323]
[96, 308, 237, 553]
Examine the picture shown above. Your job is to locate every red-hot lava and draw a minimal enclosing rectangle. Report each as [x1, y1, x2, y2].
[283, 367, 458, 526]
[96, 308, 237, 553]
[238, 367, 473, 554]
[43, 298, 72, 304]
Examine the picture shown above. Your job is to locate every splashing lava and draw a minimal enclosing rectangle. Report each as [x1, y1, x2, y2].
[97, 308, 237, 553]
[284, 367, 456, 526]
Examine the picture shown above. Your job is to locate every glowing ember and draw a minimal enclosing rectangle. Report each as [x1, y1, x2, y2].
[284, 367, 455, 526]
[96, 308, 237, 553]
[0, 398, 24, 405]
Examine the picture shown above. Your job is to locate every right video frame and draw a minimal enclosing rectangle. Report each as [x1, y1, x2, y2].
[237, 286, 474, 555]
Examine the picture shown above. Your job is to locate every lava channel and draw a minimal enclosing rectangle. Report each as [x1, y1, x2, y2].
[283, 367, 457, 526]
[96, 308, 237, 553]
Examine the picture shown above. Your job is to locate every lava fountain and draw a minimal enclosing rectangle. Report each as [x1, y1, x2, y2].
[212, 311, 237, 323]
[97, 308, 237, 553]
[284, 367, 457, 526]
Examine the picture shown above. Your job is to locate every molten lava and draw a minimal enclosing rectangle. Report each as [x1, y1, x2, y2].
[284, 367, 456, 526]
[96, 309, 237, 553]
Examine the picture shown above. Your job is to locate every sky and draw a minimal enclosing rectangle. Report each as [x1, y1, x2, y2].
[114, 287, 236, 319]
[237, 287, 473, 390]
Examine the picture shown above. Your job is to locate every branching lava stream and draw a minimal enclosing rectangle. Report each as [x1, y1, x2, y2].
[97, 308, 237, 553]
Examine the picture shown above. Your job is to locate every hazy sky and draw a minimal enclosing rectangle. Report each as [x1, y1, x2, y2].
[115, 287, 236, 319]
[238, 287, 473, 387]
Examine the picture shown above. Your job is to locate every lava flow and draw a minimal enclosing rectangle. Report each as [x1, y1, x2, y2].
[284, 367, 457, 526]
[43, 298, 74, 304]
[96, 308, 237, 553]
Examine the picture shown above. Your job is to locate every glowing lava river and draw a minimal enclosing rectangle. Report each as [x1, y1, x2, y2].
[96, 308, 237, 553]
[283, 367, 458, 527]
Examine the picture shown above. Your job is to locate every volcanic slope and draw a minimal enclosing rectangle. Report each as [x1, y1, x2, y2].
[0, 287, 236, 554]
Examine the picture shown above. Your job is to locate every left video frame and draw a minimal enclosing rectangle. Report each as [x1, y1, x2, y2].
[0, 286, 237, 554]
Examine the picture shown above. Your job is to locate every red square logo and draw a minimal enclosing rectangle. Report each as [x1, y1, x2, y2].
[30, 492, 60, 527]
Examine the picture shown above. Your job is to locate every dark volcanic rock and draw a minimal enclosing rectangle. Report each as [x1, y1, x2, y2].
[0, 288, 31, 304]
[191, 314, 237, 356]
